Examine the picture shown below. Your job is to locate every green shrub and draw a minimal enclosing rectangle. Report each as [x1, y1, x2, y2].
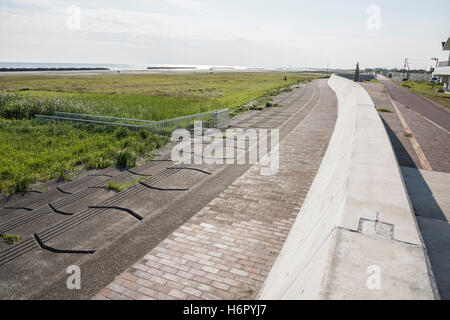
[115, 127, 131, 139]
[139, 130, 149, 140]
[377, 107, 393, 113]
[10, 174, 31, 193]
[106, 178, 143, 192]
[1, 234, 21, 245]
[116, 150, 136, 167]
[404, 132, 413, 138]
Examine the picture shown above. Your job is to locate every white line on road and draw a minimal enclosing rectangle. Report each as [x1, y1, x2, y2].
[385, 89, 433, 171]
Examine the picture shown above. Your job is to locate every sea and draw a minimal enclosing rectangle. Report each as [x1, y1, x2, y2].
[0, 62, 315, 72]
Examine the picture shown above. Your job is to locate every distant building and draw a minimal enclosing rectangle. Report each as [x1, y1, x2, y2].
[433, 37, 450, 93]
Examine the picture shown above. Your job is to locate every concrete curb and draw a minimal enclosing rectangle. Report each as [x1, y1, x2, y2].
[258, 75, 435, 300]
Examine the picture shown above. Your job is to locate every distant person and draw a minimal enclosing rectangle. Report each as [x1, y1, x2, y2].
[284, 76, 287, 81]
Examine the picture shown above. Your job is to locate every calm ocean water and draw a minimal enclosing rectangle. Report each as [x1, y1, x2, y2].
[0, 62, 311, 72]
[0, 62, 148, 70]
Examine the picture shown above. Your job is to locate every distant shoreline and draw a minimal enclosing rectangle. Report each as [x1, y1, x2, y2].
[147, 66, 197, 70]
[0, 67, 110, 72]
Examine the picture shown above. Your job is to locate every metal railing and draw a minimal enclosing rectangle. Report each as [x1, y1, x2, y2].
[35, 109, 230, 136]
[54, 112, 155, 125]
[34, 114, 146, 129]
[144, 109, 230, 136]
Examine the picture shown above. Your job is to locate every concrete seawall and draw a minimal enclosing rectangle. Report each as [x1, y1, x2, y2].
[259, 75, 436, 299]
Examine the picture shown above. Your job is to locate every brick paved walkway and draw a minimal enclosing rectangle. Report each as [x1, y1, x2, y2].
[92, 80, 337, 300]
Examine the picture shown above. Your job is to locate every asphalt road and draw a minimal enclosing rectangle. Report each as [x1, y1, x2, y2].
[378, 76, 450, 132]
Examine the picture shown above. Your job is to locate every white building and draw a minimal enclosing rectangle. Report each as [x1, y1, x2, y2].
[434, 37, 450, 93]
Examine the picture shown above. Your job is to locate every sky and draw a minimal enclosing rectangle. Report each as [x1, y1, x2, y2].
[0, 0, 449, 69]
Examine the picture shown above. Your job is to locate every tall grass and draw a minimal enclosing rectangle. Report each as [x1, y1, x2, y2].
[0, 72, 319, 120]
[0, 92, 90, 119]
[0, 72, 319, 195]
[0, 119, 167, 194]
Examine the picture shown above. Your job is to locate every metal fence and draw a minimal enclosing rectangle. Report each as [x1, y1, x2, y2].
[35, 109, 230, 136]
[55, 112, 155, 125]
[389, 72, 432, 82]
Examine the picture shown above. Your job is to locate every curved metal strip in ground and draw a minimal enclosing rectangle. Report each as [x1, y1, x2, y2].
[127, 169, 151, 177]
[56, 187, 73, 195]
[48, 203, 74, 216]
[190, 152, 236, 160]
[0, 161, 186, 265]
[33, 233, 95, 255]
[87, 174, 114, 178]
[166, 167, 212, 175]
[138, 181, 189, 192]
[88, 206, 143, 221]
[2, 207, 33, 212]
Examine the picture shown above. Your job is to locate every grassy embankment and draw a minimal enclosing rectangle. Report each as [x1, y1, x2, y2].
[0, 72, 319, 194]
[398, 80, 450, 110]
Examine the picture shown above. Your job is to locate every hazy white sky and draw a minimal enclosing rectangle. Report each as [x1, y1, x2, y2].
[0, 0, 449, 69]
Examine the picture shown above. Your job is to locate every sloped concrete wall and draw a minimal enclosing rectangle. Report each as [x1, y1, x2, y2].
[259, 75, 435, 300]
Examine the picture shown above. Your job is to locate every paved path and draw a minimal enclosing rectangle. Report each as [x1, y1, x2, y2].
[362, 81, 450, 299]
[361, 82, 450, 173]
[378, 76, 450, 132]
[401, 167, 450, 299]
[93, 80, 337, 300]
[1, 81, 318, 299]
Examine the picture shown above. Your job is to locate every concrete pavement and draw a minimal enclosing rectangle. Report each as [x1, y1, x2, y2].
[260, 75, 435, 300]
[362, 80, 450, 299]
[401, 167, 450, 299]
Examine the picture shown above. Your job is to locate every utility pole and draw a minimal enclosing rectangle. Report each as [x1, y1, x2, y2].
[402, 58, 410, 80]
[403, 58, 407, 78]
[431, 57, 439, 71]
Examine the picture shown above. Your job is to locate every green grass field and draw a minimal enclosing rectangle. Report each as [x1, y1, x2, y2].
[0, 72, 319, 194]
[0, 119, 167, 194]
[399, 80, 450, 110]
[0, 72, 318, 120]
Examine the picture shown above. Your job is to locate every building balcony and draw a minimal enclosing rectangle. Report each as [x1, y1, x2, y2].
[434, 65, 450, 76]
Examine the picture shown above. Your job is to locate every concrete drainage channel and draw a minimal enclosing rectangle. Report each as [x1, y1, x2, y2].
[259, 75, 437, 299]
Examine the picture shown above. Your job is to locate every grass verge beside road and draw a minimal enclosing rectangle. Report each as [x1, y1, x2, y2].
[398, 80, 450, 110]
